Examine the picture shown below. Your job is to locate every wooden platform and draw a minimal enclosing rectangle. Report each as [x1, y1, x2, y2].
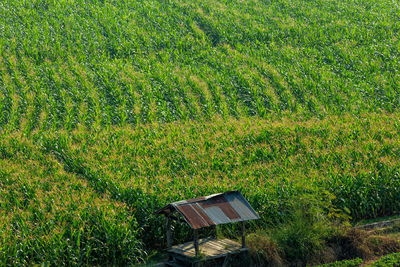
[168, 238, 247, 259]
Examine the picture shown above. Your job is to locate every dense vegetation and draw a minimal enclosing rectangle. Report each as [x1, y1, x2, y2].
[369, 252, 400, 267]
[319, 252, 400, 266]
[1, 0, 399, 131]
[1, 114, 400, 264]
[0, 0, 399, 265]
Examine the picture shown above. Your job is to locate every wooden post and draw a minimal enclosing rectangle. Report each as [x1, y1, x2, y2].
[194, 229, 199, 256]
[212, 225, 217, 239]
[241, 221, 246, 248]
[166, 216, 172, 249]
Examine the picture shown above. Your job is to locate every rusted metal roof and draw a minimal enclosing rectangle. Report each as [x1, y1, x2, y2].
[157, 191, 260, 229]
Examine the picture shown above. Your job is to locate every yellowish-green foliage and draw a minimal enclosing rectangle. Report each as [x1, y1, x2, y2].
[1, 113, 399, 264]
[58, 113, 400, 202]
[0, 138, 144, 265]
[0, 0, 399, 264]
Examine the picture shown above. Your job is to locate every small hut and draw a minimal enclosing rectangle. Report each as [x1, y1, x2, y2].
[157, 191, 259, 266]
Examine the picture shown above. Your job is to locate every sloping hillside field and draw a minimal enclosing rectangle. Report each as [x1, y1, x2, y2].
[0, 0, 399, 265]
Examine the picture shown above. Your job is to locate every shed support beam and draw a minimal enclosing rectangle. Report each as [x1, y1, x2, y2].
[166, 216, 172, 249]
[241, 221, 246, 248]
[194, 229, 199, 256]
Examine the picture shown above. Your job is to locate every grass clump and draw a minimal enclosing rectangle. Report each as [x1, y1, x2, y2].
[248, 223, 400, 266]
[247, 196, 345, 266]
[247, 233, 283, 266]
[271, 197, 336, 264]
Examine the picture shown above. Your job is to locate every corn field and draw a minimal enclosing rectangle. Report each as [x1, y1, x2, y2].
[0, 0, 399, 265]
[1, 0, 399, 131]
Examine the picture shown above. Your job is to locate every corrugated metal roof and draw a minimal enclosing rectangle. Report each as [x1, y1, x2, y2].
[158, 191, 260, 229]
